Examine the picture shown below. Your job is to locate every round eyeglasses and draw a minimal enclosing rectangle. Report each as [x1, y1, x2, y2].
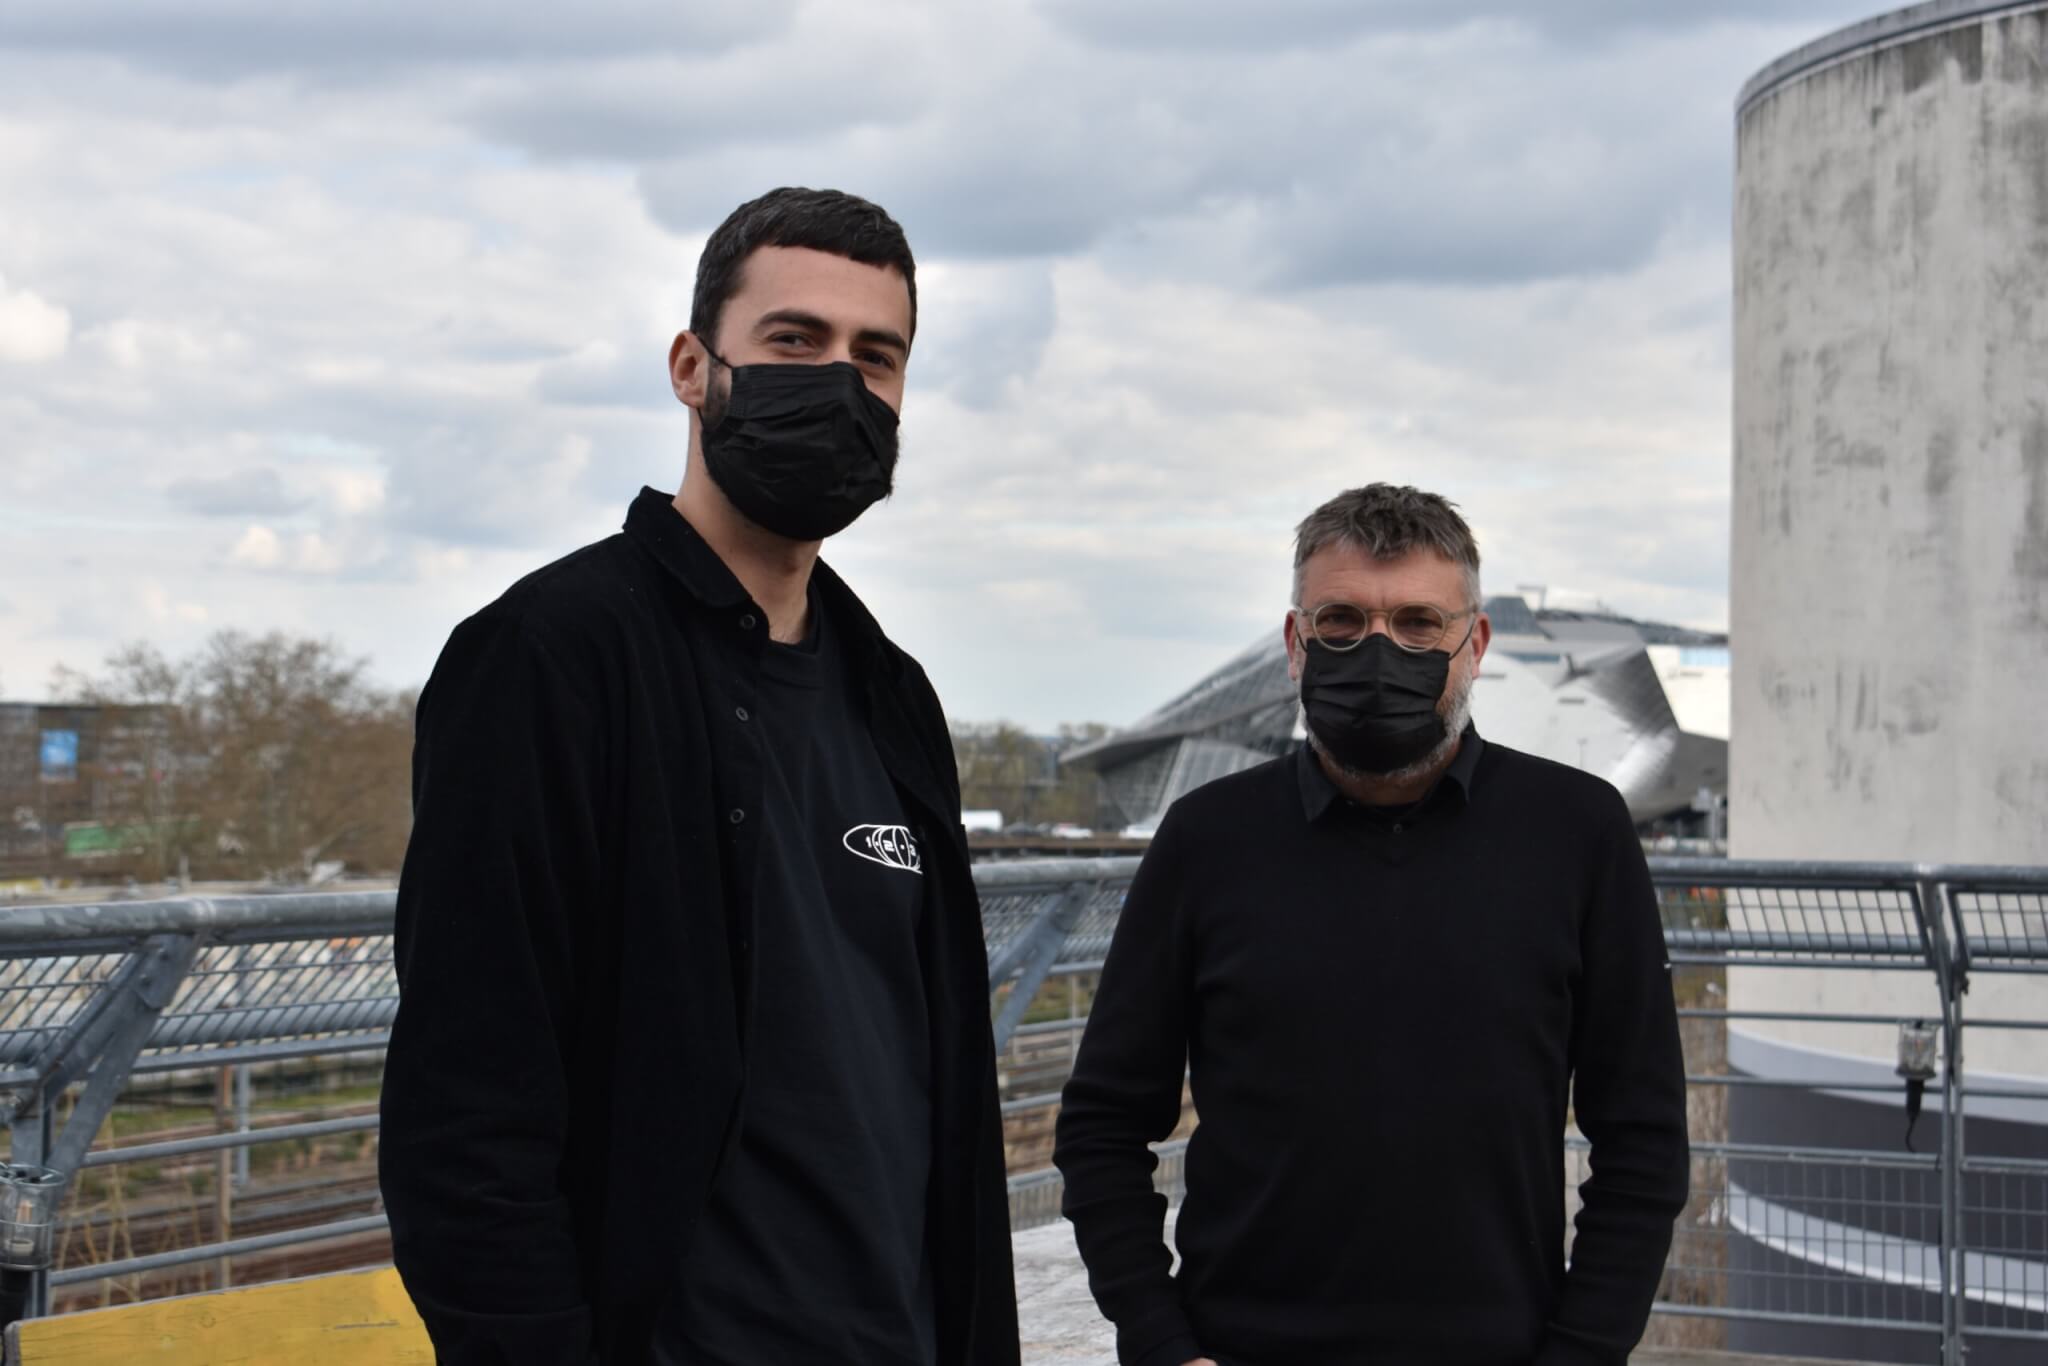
[1292, 601, 1477, 654]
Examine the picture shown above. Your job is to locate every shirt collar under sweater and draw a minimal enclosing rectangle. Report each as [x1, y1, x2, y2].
[1295, 722, 1485, 824]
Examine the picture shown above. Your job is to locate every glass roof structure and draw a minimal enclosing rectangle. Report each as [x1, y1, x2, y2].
[1064, 596, 1729, 832]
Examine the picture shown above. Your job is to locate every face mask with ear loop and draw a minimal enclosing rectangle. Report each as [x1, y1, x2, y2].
[1298, 626, 1470, 775]
[699, 350, 901, 541]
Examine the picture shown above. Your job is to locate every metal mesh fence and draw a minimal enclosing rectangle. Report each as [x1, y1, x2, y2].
[145, 937, 398, 1060]
[1052, 887, 1125, 966]
[1957, 1155, 2048, 1339]
[0, 857, 2037, 1358]
[0, 935, 398, 1082]
[1579, 1137, 1949, 1336]
[979, 872, 1131, 974]
[979, 888, 1056, 968]
[1951, 888, 2048, 969]
[1664, 883, 1931, 967]
[0, 952, 130, 1082]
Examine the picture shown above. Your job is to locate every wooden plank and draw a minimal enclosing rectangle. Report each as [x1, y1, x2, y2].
[7, 1265, 431, 1365]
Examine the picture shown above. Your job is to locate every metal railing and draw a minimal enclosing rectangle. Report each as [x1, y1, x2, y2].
[1642, 859, 2045, 1366]
[0, 856, 2041, 1364]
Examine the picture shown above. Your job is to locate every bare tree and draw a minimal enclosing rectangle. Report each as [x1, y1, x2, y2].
[49, 645, 205, 882]
[952, 721, 1108, 828]
[52, 632, 415, 882]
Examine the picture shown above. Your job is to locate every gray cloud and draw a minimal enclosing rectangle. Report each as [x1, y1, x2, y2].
[462, 25, 932, 163]
[0, 0, 1873, 296]
[0, 2, 800, 78]
[166, 466, 308, 517]
[623, 12, 1835, 291]
[909, 262, 1059, 409]
[0, 0, 1862, 722]
[533, 342, 673, 410]
[1039, 0, 1865, 51]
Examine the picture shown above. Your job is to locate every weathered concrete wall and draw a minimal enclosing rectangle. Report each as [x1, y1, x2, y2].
[1729, 7, 2048, 1233]
[1732, 7, 2048, 869]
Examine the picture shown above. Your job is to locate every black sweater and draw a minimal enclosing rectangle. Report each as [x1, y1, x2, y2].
[1053, 736, 1688, 1366]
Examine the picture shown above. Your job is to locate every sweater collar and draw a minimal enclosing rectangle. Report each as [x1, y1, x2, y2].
[1296, 722, 1485, 823]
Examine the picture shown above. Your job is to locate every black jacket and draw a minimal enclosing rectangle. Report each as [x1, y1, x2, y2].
[380, 487, 1020, 1366]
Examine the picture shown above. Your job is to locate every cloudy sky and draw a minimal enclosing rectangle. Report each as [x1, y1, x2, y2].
[0, 1, 1873, 730]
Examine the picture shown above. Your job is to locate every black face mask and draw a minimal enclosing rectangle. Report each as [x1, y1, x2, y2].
[1299, 633, 1453, 775]
[700, 354, 900, 541]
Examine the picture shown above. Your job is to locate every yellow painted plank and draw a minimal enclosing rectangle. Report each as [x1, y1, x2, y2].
[8, 1266, 432, 1365]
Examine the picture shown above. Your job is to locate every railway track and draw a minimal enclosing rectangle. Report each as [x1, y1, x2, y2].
[41, 1045, 1118, 1311]
[50, 1097, 387, 1311]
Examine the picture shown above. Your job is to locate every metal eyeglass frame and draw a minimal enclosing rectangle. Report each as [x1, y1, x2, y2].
[1291, 602, 1479, 655]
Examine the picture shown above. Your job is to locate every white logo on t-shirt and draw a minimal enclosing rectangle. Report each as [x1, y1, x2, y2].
[843, 824, 923, 875]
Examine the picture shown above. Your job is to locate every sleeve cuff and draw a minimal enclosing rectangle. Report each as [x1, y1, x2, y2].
[1127, 1329, 1203, 1366]
[1530, 1329, 1619, 1366]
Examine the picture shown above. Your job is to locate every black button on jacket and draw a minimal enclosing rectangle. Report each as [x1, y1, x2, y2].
[380, 487, 1020, 1366]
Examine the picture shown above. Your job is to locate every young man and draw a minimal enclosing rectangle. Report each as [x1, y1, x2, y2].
[381, 188, 1020, 1366]
[1054, 484, 1689, 1366]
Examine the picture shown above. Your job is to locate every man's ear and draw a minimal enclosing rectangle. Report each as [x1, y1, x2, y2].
[669, 331, 710, 412]
[1282, 611, 1305, 683]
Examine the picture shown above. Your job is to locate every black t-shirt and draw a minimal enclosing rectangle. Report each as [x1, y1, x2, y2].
[656, 595, 937, 1366]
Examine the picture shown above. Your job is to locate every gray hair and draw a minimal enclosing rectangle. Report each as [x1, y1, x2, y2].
[1291, 483, 1482, 607]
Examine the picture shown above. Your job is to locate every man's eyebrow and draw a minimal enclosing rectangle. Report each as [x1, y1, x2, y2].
[750, 308, 909, 355]
[853, 325, 910, 355]
[750, 308, 832, 336]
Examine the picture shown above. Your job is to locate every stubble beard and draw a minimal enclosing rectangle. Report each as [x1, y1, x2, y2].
[1311, 663, 1476, 787]
[700, 361, 731, 433]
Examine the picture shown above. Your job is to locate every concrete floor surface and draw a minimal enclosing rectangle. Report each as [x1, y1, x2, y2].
[1011, 1216, 1859, 1366]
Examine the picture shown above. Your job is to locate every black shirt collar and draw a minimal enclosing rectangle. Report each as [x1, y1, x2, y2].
[620, 484, 897, 685]
[623, 485, 751, 609]
[1296, 723, 1485, 823]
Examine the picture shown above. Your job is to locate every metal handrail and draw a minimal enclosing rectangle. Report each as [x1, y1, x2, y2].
[0, 853, 2040, 1357]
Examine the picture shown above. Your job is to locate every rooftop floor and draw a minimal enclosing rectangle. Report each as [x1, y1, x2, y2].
[1012, 1213, 1865, 1366]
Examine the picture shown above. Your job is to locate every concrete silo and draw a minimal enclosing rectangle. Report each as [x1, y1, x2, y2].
[1730, 3, 2048, 1361]
[1734, 1, 2048, 863]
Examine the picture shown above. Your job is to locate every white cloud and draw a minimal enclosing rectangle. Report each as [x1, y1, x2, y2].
[229, 524, 282, 568]
[141, 582, 208, 624]
[88, 316, 229, 370]
[0, 1, 1875, 723]
[318, 468, 387, 516]
[0, 273, 69, 361]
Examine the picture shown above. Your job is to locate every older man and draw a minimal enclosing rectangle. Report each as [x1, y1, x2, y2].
[1055, 483, 1688, 1366]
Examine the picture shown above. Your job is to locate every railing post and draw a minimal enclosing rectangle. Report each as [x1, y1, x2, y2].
[1915, 873, 1967, 1366]
[214, 1064, 234, 1290]
[1939, 877, 1971, 1366]
[43, 933, 202, 1176]
[989, 880, 1099, 1053]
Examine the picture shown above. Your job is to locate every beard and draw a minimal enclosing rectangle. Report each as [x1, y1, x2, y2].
[701, 361, 731, 431]
[1309, 659, 1475, 785]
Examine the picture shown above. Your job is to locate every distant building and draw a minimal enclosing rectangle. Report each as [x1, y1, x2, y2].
[0, 701, 171, 880]
[1062, 596, 1729, 834]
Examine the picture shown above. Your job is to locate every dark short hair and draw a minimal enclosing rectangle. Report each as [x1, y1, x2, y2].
[690, 187, 917, 351]
[1292, 483, 1482, 607]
